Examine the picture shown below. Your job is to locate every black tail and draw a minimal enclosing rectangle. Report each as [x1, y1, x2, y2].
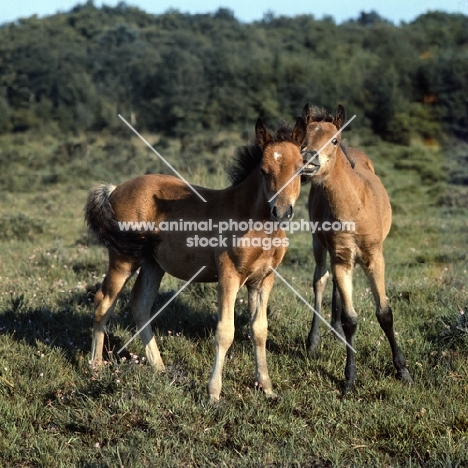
[84, 184, 149, 257]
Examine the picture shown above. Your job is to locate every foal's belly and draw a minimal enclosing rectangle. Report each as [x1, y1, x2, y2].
[158, 261, 219, 283]
[153, 239, 219, 282]
[152, 233, 286, 285]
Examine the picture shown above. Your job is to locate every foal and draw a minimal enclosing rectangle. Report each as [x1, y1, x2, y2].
[301, 104, 412, 392]
[85, 117, 306, 402]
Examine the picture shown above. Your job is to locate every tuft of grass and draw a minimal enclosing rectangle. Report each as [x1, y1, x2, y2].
[0, 213, 44, 241]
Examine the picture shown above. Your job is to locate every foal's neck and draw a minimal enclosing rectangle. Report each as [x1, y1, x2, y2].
[322, 148, 364, 207]
[229, 169, 271, 220]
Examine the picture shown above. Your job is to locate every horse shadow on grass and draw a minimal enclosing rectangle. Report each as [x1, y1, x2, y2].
[0, 282, 259, 366]
[0, 290, 96, 365]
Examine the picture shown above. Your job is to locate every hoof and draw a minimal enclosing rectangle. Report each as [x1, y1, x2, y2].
[254, 380, 276, 399]
[264, 389, 278, 400]
[398, 368, 413, 384]
[207, 396, 220, 406]
[306, 337, 321, 357]
[307, 347, 320, 358]
[89, 358, 105, 371]
[155, 364, 166, 373]
[341, 381, 355, 396]
[306, 326, 322, 357]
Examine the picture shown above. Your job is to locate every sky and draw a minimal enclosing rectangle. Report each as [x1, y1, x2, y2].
[1, 0, 467, 25]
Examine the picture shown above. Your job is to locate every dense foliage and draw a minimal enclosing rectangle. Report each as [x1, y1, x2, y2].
[0, 3, 467, 143]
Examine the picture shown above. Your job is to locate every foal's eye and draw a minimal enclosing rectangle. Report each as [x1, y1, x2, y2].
[331, 138, 339, 146]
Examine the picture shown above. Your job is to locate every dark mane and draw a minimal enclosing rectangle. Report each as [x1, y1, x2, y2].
[228, 123, 296, 186]
[307, 105, 334, 123]
[227, 143, 263, 186]
[340, 143, 355, 169]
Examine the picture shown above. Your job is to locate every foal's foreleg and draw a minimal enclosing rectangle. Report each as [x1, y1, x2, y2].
[332, 263, 358, 393]
[248, 273, 275, 397]
[364, 254, 412, 383]
[129, 261, 165, 371]
[307, 236, 329, 356]
[207, 275, 240, 403]
[91, 254, 137, 367]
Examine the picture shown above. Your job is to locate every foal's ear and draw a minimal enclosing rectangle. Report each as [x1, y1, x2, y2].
[291, 117, 307, 146]
[302, 103, 312, 124]
[255, 118, 272, 148]
[333, 104, 347, 130]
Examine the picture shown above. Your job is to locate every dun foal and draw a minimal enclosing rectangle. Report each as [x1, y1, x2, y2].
[301, 104, 412, 392]
[85, 118, 306, 402]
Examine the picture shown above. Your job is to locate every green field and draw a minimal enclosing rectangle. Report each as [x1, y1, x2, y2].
[0, 128, 467, 467]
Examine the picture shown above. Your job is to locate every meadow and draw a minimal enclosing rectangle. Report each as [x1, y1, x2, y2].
[0, 125, 467, 467]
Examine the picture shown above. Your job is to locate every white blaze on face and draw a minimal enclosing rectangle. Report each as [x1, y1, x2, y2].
[273, 151, 282, 161]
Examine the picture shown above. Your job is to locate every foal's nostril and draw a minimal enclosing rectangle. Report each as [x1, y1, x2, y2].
[271, 205, 294, 221]
[271, 206, 279, 220]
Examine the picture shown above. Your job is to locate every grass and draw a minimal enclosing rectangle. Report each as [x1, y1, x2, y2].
[0, 128, 467, 467]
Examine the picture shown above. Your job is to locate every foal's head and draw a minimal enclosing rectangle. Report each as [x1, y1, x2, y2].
[301, 104, 347, 179]
[255, 117, 306, 221]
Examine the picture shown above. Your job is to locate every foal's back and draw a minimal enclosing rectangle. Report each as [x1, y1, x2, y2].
[346, 147, 392, 243]
[345, 147, 375, 174]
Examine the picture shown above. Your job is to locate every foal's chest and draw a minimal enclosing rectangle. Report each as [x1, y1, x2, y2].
[233, 243, 286, 285]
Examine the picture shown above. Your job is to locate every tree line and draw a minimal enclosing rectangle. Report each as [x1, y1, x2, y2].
[0, 2, 467, 143]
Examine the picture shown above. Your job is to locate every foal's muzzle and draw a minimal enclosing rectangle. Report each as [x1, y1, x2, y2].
[271, 204, 294, 222]
[301, 150, 320, 177]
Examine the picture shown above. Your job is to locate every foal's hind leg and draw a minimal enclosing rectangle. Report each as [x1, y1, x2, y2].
[331, 278, 344, 339]
[364, 253, 412, 383]
[129, 261, 166, 371]
[307, 236, 329, 356]
[91, 253, 139, 367]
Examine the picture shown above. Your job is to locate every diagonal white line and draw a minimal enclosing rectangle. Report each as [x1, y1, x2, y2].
[269, 266, 356, 354]
[117, 265, 207, 355]
[118, 114, 207, 202]
[268, 115, 356, 202]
